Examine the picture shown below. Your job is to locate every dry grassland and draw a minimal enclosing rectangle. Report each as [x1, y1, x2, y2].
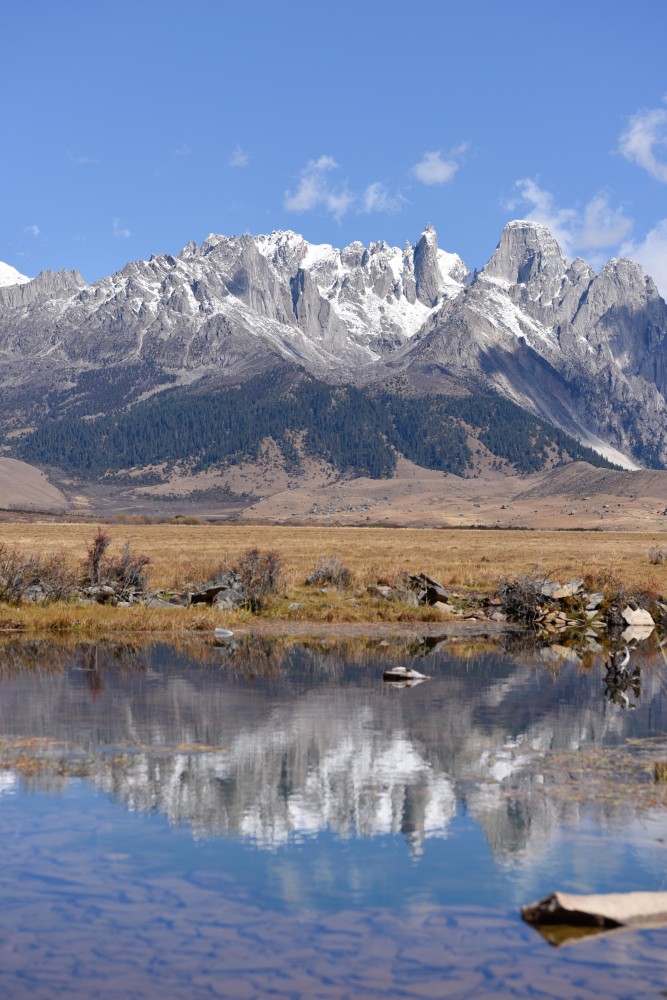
[1, 522, 666, 594]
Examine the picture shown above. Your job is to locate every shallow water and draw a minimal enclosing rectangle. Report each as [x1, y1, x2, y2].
[1, 634, 667, 998]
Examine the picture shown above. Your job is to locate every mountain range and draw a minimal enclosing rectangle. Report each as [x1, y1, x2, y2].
[0, 219, 666, 486]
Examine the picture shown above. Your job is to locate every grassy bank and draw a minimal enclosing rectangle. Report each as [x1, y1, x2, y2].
[0, 522, 665, 632]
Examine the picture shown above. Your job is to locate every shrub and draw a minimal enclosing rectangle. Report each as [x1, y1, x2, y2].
[83, 528, 111, 585]
[0, 544, 37, 603]
[39, 553, 78, 602]
[499, 574, 544, 624]
[106, 542, 150, 596]
[0, 544, 78, 604]
[233, 548, 283, 611]
[305, 557, 352, 588]
[82, 529, 150, 597]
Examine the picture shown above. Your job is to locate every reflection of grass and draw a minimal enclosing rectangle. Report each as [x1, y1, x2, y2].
[654, 761, 667, 783]
[540, 737, 667, 810]
[0, 633, 505, 682]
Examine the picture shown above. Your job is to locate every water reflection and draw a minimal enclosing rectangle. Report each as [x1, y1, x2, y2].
[3, 634, 667, 998]
[1, 634, 666, 865]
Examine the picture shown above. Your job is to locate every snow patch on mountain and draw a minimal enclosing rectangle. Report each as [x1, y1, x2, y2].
[0, 262, 30, 288]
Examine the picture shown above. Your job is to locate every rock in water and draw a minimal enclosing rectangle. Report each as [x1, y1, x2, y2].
[621, 606, 655, 626]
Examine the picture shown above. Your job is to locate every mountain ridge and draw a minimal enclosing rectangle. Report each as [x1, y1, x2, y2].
[0, 220, 665, 471]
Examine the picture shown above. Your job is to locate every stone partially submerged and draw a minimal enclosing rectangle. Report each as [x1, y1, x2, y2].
[383, 666, 430, 684]
[522, 891, 667, 946]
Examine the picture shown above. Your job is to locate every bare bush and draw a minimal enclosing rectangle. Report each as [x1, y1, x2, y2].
[83, 527, 112, 585]
[305, 557, 352, 588]
[0, 543, 38, 603]
[233, 548, 284, 611]
[106, 542, 150, 596]
[0, 545, 78, 604]
[81, 529, 150, 597]
[499, 574, 544, 624]
[39, 553, 78, 602]
[649, 546, 667, 565]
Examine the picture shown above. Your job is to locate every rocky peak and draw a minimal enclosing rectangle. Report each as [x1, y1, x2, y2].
[597, 257, 658, 300]
[0, 268, 87, 309]
[483, 220, 567, 289]
[414, 224, 443, 306]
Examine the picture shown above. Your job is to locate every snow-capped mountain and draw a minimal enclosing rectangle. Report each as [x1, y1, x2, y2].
[0, 224, 466, 374]
[397, 221, 667, 467]
[0, 221, 665, 467]
[0, 261, 30, 288]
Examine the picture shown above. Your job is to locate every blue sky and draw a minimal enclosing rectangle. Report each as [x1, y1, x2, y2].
[3, 0, 667, 292]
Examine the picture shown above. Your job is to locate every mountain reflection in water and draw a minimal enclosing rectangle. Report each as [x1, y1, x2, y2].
[1, 635, 667, 863]
[3, 634, 667, 999]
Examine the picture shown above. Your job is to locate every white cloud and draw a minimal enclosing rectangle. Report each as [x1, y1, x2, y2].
[580, 192, 633, 247]
[412, 144, 467, 185]
[67, 149, 98, 165]
[112, 218, 131, 239]
[619, 100, 667, 183]
[510, 179, 633, 258]
[173, 143, 193, 156]
[25, 224, 40, 238]
[621, 219, 667, 298]
[510, 179, 579, 254]
[361, 181, 405, 214]
[229, 145, 249, 167]
[284, 155, 353, 221]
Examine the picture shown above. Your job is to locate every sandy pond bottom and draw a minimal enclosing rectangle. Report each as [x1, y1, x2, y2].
[2, 634, 667, 998]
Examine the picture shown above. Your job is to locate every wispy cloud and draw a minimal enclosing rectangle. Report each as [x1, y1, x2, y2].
[619, 99, 667, 183]
[229, 145, 249, 167]
[284, 155, 353, 222]
[172, 143, 193, 156]
[67, 149, 99, 166]
[112, 218, 131, 239]
[412, 144, 467, 185]
[24, 224, 41, 238]
[361, 181, 405, 214]
[509, 179, 632, 258]
[581, 192, 634, 248]
[621, 219, 667, 297]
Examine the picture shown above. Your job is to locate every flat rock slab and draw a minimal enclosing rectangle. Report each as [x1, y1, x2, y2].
[522, 891, 667, 945]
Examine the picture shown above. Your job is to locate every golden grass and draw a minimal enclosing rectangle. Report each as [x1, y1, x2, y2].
[1, 522, 665, 593]
[0, 602, 246, 634]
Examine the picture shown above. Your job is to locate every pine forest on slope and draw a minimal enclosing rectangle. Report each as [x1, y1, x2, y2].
[15, 373, 618, 481]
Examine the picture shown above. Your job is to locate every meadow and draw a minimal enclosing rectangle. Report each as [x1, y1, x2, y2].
[1, 521, 665, 593]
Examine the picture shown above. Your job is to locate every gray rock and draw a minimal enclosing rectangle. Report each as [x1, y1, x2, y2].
[407, 573, 449, 605]
[213, 590, 246, 610]
[433, 601, 457, 613]
[621, 606, 655, 626]
[540, 580, 583, 600]
[23, 584, 45, 603]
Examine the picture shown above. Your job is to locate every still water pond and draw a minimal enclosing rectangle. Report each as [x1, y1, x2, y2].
[1, 634, 667, 998]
